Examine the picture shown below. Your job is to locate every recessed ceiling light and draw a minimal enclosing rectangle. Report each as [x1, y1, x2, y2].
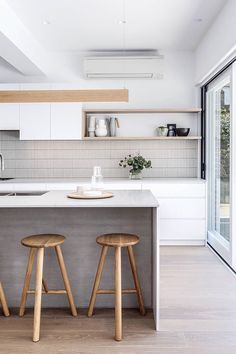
[194, 18, 203, 22]
[119, 20, 126, 24]
[42, 20, 51, 25]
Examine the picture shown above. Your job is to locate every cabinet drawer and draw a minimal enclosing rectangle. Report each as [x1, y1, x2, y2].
[158, 198, 206, 219]
[143, 183, 206, 198]
[160, 219, 206, 240]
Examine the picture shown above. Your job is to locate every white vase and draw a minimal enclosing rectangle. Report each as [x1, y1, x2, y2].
[95, 119, 107, 137]
[110, 117, 116, 137]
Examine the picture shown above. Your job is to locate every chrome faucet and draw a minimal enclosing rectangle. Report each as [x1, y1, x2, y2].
[0, 153, 4, 171]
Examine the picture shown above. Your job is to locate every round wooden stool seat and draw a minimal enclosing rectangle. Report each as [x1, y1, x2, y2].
[96, 233, 139, 247]
[21, 234, 66, 248]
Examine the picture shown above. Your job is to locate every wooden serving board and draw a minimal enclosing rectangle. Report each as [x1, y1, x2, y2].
[67, 191, 114, 199]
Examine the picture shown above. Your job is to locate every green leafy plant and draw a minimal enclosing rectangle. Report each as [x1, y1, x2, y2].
[119, 154, 152, 175]
[220, 107, 230, 178]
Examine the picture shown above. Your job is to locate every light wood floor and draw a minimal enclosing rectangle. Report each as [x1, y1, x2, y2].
[1, 246, 236, 354]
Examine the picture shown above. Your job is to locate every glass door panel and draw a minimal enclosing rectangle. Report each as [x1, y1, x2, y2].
[207, 70, 232, 263]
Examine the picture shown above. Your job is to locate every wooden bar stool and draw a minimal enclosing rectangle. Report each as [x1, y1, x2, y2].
[0, 282, 10, 317]
[19, 234, 77, 342]
[88, 233, 145, 341]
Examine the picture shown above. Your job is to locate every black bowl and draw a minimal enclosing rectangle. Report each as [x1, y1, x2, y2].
[176, 128, 190, 136]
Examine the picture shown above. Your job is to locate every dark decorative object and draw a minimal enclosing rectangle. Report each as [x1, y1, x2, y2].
[167, 124, 176, 136]
[176, 128, 190, 136]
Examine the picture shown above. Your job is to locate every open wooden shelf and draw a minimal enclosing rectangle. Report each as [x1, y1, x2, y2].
[82, 108, 202, 140]
[83, 136, 202, 141]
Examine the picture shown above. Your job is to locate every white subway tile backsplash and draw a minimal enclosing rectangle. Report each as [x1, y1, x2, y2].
[0, 132, 199, 178]
[15, 149, 35, 159]
[52, 159, 73, 169]
[2, 141, 16, 150]
[15, 159, 35, 169]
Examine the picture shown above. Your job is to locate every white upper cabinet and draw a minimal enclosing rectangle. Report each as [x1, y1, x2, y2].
[0, 85, 20, 130]
[50, 103, 82, 140]
[0, 104, 20, 130]
[19, 103, 51, 140]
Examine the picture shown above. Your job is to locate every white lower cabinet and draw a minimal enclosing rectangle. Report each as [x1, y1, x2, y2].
[142, 183, 206, 245]
[157, 198, 206, 219]
[20, 103, 51, 140]
[160, 219, 206, 241]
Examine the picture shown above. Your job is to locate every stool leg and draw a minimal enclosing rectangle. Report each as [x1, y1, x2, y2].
[0, 282, 10, 317]
[33, 248, 44, 342]
[55, 245, 77, 317]
[88, 245, 108, 317]
[42, 279, 49, 293]
[19, 248, 36, 316]
[115, 246, 122, 341]
[127, 246, 145, 316]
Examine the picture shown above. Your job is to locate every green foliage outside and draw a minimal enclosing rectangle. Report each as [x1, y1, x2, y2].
[220, 107, 230, 178]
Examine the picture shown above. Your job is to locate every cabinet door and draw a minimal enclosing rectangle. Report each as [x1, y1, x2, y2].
[19, 103, 51, 140]
[50, 103, 82, 140]
[0, 104, 20, 130]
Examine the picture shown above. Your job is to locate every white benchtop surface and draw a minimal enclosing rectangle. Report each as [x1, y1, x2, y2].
[0, 190, 159, 208]
[0, 178, 206, 185]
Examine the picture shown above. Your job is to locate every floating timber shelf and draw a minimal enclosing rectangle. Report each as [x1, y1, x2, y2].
[83, 108, 202, 114]
[83, 136, 202, 141]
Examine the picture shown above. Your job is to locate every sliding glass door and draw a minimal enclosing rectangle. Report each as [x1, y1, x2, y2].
[207, 69, 232, 264]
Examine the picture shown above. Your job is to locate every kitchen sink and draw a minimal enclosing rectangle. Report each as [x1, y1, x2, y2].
[0, 178, 14, 181]
[0, 191, 48, 196]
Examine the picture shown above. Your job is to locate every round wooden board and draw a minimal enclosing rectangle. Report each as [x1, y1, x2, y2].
[67, 191, 114, 199]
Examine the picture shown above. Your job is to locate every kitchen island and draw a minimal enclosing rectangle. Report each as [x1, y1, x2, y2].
[0, 190, 160, 329]
[0, 177, 206, 245]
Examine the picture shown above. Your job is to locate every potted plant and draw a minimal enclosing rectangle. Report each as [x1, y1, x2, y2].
[119, 154, 152, 179]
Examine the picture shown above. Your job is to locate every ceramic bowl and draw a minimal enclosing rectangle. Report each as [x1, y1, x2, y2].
[176, 128, 190, 136]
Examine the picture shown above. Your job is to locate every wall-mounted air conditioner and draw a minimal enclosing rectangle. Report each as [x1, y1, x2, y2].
[83, 56, 164, 79]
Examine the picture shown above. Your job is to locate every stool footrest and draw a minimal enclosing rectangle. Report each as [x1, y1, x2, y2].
[27, 289, 67, 295]
[97, 289, 137, 295]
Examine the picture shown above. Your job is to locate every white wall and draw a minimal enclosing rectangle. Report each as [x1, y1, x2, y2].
[82, 50, 196, 109]
[0, 50, 196, 108]
[0, 50, 199, 179]
[195, 0, 236, 84]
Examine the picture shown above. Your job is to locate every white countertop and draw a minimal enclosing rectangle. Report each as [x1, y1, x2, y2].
[0, 190, 159, 208]
[0, 177, 206, 185]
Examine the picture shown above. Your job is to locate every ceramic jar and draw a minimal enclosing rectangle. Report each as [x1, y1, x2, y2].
[157, 126, 168, 136]
[95, 119, 107, 137]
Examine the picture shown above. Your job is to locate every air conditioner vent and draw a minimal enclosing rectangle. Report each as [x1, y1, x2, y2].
[84, 56, 164, 79]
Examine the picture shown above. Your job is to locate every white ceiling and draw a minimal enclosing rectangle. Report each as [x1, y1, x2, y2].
[5, 0, 227, 52]
[0, 0, 228, 82]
